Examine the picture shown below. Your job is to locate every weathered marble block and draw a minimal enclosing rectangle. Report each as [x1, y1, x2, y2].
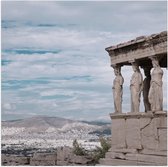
[2, 155, 30, 166]
[32, 152, 57, 161]
[30, 159, 56, 166]
[140, 117, 159, 150]
[110, 112, 167, 152]
[111, 117, 126, 149]
[125, 118, 141, 149]
[158, 128, 167, 151]
[57, 146, 73, 161]
[105, 112, 167, 166]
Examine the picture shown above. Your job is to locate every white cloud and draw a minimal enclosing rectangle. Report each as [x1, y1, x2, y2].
[3, 103, 12, 110]
[96, 115, 111, 122]
[1, 1, 167, 120]
[2, 1, 166, 33]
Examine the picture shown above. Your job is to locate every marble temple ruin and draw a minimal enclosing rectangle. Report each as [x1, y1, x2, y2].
[99, 31, 167, 166]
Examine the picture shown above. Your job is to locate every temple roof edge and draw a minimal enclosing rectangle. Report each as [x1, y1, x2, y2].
[105, 31, 167, 53]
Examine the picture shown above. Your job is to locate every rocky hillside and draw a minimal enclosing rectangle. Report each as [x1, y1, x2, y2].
[2, 116, 111, 150]
[2, 116, 74, 129]
[2, 116, 111, 134]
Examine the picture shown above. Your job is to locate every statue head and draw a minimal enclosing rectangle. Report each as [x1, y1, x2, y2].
[151, 57, 159, 68]
[113, 65, 121, 76]
[131, 62, 139, 72]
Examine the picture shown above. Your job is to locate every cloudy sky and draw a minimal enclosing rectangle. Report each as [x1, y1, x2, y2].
[2, 1, 167, 121]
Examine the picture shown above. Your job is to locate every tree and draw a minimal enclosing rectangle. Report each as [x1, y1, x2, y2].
[72, 139, 87, 156]
[91, 137, 111, 164]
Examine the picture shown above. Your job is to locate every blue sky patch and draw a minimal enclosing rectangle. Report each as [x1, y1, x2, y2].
[3, 49, 61, 55]
[1, 59, 12, 66]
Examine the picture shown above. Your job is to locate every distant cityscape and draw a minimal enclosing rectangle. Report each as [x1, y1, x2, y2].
[2, 116, 111, 157]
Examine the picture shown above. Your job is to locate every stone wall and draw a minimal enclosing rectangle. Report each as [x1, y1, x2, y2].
[2, 147, 93, 166]
[2, 154, 30, 166]
[99, 111, 167, 166]
[56, 147, 93, 166]
[30, 152, 57, 166]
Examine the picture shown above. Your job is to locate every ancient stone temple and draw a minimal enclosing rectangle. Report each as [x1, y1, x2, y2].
[99, 31, 167, 166]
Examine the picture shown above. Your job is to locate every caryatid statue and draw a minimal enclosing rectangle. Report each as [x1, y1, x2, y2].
[112, 65, 124, 113]
[143, 67, 151, 112]
[148, 56, 163, 112]
[130, 62, 143, 113]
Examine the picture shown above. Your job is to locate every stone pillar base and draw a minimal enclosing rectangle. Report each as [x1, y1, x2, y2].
[99, 111, 167, 166]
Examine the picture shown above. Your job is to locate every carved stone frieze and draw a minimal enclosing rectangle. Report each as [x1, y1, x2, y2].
[106, 31, 167, 67]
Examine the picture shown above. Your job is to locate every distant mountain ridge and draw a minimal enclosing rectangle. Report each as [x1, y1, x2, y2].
[2, 116, 111, 136]
[2, 116, 110, 127]
[2, 116, 75, 129]
[2, 116, 111, 150]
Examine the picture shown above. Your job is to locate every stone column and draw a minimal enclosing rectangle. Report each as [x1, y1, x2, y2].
[130, 62, 143, 113]
[148, 56, 163, 112]
[112, 65, 124, 113]
[142, 66, 151, 112]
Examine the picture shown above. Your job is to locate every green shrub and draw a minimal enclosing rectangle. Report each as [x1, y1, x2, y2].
[72, 138, 111, 165]
[91, 137, 111, 164]
[100, 137, 111, 154]
[72, 139, 87, 156]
